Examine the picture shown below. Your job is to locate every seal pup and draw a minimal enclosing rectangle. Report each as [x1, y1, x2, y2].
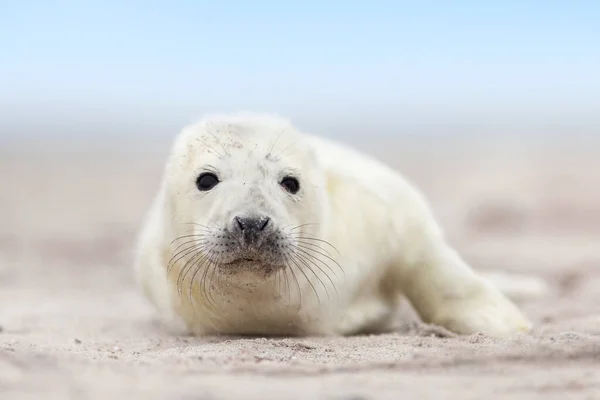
[134, 112, 541, 338]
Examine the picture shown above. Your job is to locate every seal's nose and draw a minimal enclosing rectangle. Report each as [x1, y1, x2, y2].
[233, 215, 271, 245]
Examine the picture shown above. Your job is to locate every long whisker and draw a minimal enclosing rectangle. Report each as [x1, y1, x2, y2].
[167, 240, 209, 276]
[181, 222, 215, 230]
[202, 250, 223, 313]
[294, 244, 346, 282]
[178, 245, 216, 292]
[291, 250, 333, 303]
[168, 233, 209, 256]
[167, 243, 204, 276]
[187, 252, 224, 323]
[294, 248, 340, 295]
[286, 234, 341, 255]
[212, 263, 226, 312]
[273, 262, 282, 298]
[170, 234, 209, 245]
[282, 251, 302, 311]
[196, 251, 214, 308]
[284, 264, 294, 307]
[289, 223, 321, 231]
[182, 243, 217, 305]
[294, 239, 335, 258]
[286, 250, 321, 307]
[170, 238, 207, 251]
[176, 245, 211, 299]
[204, 252, 221, 311]
[187, 247, 215, 306]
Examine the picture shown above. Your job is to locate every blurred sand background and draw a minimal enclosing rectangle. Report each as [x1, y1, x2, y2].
[1, 130, 599, 400]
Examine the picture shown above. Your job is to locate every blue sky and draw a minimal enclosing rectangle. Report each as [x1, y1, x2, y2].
[1, 1, 599, 138]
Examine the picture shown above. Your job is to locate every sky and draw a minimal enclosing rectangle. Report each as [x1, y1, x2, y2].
[1, 0, 599, 141]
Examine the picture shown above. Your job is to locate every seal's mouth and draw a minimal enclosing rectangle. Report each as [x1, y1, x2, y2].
[206, 230, 288, 272]
[218, 254, 284, 276]
[220, 255, 265, 266]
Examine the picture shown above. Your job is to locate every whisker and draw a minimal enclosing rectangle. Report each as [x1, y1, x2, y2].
[187, 248, 214, 307]
[288, 223, 321, 231]
[203, 253, 219, 310]
[294, 240, 335, 258]
[210, 262, 225, 312]
[209, 219, 222, 229]
[178, 228, 209, 236]
[273, 263, 282, 297]
[266, 126, 288, 159]
[197, 138, 224, 159]
[170, 238, 207, 252]
[185, 245, 216, 304]
[180, 245, 214, 283]
[167, 240, 208, 276]
[170, 234, 208, 245]
[206, 125, 231, 157]
[282, 251, 302, 311]
[291, 251, 333, 303]
[286, 234, 341, 255]
[277, 260, 291, 307]
[298, 253, 340, 305]
[285, 265, 294, 307]
[181, 222, 213, 230]
[203, 251, 222, 312]
[167, 243, 203, 276]
[187, 254, 225, 324]
[176, 246, 211, 299]
[196, 253, 214, 309]
[294, 244, 346, 282]
[286, 250, 321, 307]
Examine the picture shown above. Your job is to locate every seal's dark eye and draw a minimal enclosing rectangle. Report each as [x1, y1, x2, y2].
[196, 172, 219, 191]
[280, 176, 300, 194]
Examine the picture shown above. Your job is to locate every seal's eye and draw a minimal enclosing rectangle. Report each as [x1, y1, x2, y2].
[280, 176, 300, 194]
[196, 172, 219, 191]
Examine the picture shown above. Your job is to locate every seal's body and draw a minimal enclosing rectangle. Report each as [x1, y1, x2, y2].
[134, 113, 535, 338]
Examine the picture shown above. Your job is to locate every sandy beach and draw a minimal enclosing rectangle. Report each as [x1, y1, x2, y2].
[1, 135, 599, 400]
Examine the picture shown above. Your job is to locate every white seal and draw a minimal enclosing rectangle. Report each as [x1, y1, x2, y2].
[134, 112, 543, 338]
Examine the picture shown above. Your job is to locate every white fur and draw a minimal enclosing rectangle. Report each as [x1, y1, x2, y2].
[134, 112, 541, 338]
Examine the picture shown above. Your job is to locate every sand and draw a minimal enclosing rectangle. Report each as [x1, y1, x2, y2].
[1, 136, 599, 399]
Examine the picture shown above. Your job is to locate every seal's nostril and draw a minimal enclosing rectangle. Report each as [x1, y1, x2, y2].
[260, 217, 270, 231]
[235, 216, 245, 231]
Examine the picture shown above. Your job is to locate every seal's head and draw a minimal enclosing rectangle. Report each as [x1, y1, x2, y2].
[163, 113, 330, 279]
